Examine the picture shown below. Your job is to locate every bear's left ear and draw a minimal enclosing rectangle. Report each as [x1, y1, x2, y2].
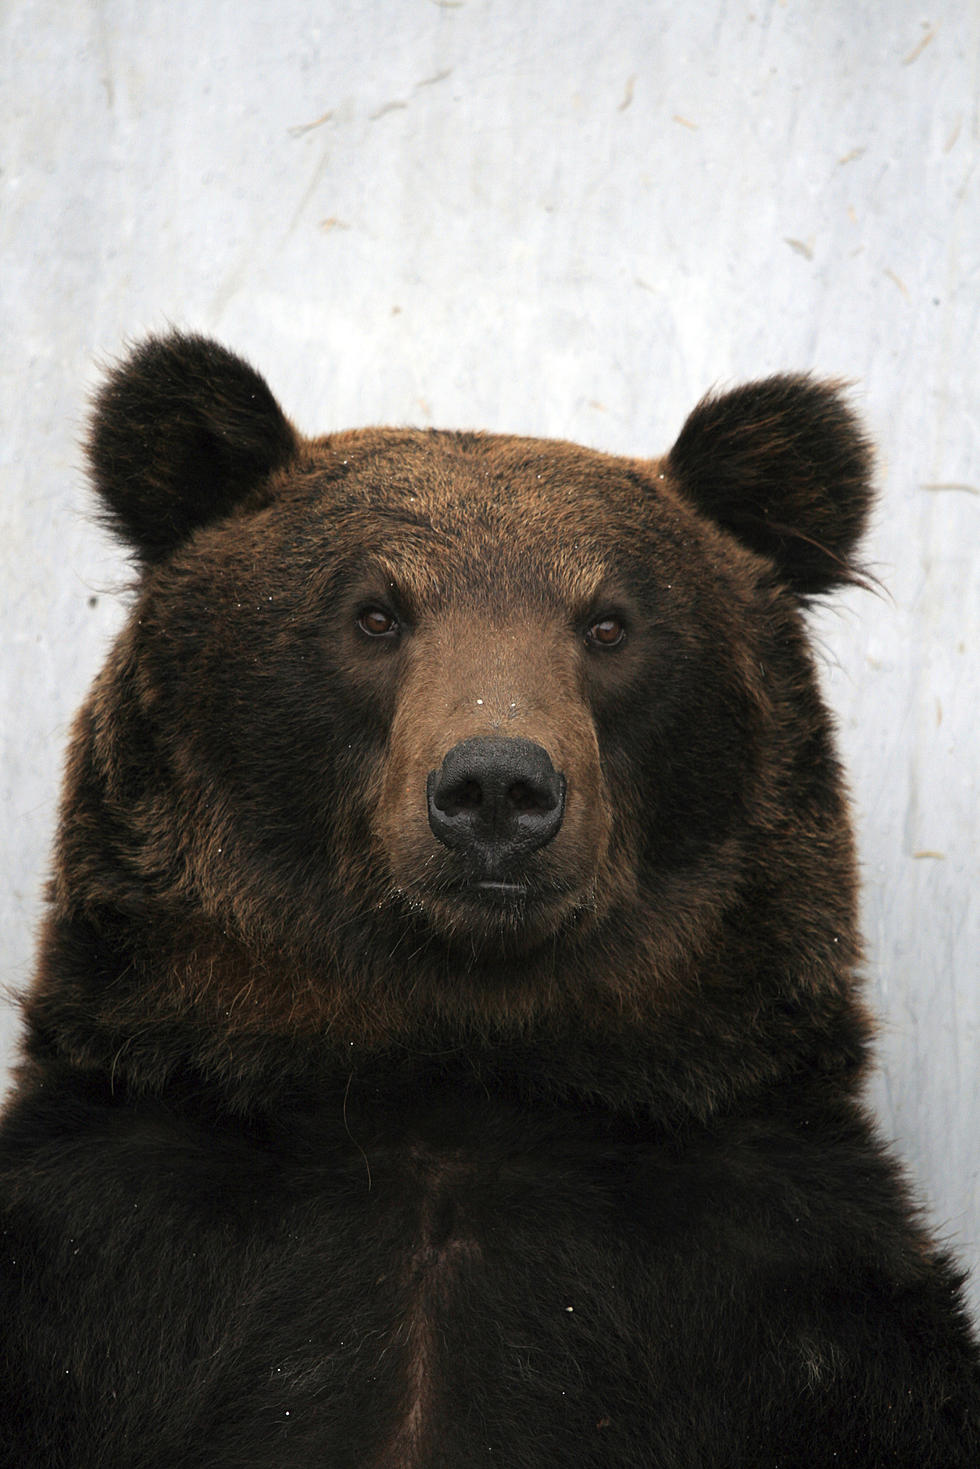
[87, 332, 298, 565]
[664, 376, 873, 596]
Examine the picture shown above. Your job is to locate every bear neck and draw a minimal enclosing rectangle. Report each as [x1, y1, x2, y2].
[22, 887, 871, 1124]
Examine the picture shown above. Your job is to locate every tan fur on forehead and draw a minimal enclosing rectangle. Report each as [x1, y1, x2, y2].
[311, 427, 654, 516]
[301, 427, 661, 608]
[364, 544, 611, 620]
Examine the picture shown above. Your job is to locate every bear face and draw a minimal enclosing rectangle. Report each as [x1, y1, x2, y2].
[125, 430, 764, 948]
[29, 334, 871, 1115]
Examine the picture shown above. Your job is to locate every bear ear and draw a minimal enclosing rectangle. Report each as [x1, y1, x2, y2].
[664, 375, 873, 596]
[87, 332, 298, 564]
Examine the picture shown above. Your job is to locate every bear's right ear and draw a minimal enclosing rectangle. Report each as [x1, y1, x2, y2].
[87, 332, 298, 564]
[664, 375, 873, 597]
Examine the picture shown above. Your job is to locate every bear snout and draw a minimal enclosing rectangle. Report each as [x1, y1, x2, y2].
[426, 736, 566, 881]
[372, 615, 614, 940]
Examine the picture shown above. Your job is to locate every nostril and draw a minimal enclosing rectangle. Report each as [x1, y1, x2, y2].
[457, 779, 483, 810]
[432, 776, 483, 816]
[508, 780, 545, 813]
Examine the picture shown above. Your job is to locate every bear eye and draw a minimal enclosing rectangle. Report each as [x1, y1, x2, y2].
[357, 607, 400, 639]
[586, 615, 626, 649]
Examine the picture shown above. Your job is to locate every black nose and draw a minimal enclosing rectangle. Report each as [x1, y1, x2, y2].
[427, 736, 566, 871]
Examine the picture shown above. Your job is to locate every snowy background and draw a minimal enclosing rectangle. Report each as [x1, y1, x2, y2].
[2, 0, 977, 1316]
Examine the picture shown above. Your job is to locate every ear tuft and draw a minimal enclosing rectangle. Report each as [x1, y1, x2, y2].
[666, 376, 874, 596]
[87, 332, 298, 563]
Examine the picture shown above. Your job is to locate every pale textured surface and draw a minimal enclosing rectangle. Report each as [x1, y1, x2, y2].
[1, 0, 977, 1316]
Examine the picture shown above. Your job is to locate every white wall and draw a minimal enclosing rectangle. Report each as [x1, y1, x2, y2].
[2, 0, 977, 1315]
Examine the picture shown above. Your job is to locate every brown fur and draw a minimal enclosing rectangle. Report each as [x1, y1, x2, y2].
[5, 335, 977, 1468]
[26, 414, 865, 1116]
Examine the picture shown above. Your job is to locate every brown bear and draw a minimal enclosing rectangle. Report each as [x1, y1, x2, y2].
[1, 332, 977, 1467]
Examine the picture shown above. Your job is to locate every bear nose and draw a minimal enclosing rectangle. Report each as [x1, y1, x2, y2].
[426, 736, 566, 871]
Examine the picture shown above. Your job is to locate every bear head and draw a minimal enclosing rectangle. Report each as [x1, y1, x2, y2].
[25, 334, 874, 1117]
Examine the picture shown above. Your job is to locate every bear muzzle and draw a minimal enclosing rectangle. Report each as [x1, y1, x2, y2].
[426, 736, 567, 891]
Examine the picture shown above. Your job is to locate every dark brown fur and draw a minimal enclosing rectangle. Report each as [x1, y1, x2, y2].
[2, 334, 977, 1467]
[27, 418, 865, 1110]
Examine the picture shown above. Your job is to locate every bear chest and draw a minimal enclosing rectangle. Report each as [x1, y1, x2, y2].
[4, 1091, 827, 1468]
[252, 1111, 656, 1467]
